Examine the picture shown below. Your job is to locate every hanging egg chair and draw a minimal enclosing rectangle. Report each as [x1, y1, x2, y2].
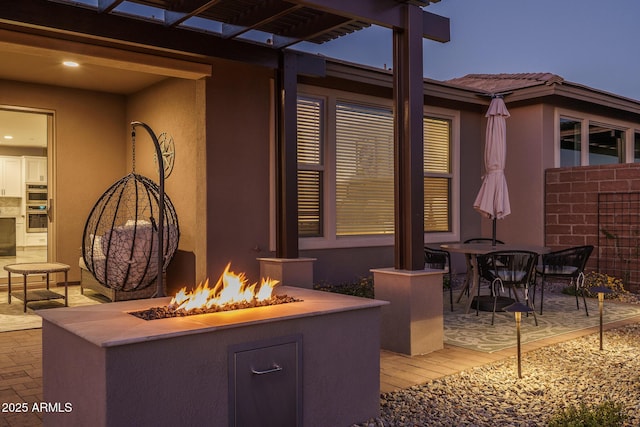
[82, 122, 179, 294]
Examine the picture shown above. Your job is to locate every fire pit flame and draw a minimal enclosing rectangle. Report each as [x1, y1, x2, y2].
[129, 263, 300, 320]
[169, 263, 279, 312]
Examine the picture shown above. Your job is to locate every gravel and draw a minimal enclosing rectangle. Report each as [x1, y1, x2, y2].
[354, 283, 640, 426]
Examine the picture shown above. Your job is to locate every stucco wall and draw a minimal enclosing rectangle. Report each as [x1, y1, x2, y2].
[126, 77, 206, 290]
[459, 109, 484, 241]
[0, 79, 127, 282]
[205, 60, 273, 283]
[483, 103, 546, 246]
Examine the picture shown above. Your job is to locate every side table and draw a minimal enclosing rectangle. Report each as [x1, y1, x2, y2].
[4, 262, 70, 313]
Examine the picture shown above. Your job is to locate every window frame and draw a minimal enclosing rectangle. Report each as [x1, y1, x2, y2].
[296, 96, 325, 238]
[293, 85, 460, 250]
[555, 108, 634, 167]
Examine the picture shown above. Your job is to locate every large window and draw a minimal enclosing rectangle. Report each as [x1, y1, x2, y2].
[559, 113, 629, 167]
[335, 102, 394, 236]
[296, 91, 458, 247]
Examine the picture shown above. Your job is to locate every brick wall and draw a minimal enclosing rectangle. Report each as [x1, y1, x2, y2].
[545, 163, 640, 291]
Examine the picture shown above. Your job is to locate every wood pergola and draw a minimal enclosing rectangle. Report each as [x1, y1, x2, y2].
[0, 0, 450, 271]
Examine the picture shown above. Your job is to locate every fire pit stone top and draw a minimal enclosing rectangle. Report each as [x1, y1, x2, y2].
[38, 286, 388, 348]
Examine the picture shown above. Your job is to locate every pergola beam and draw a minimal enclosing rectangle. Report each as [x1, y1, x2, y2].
[275, 51, 300, 258]
[289, 0, 450, 42]
[393, 3, 425, 270]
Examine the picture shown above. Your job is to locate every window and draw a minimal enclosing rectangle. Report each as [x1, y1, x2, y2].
[588, 123, 624, 165]
[559, 112, 630, 167]
[335, 102, 394, 236]
[297, 97, 323, 237]
[560, 117, 581, 167]
[424, 117, 452, 232]
[295, 90, 459, 248]
[635, 132, 640, 163]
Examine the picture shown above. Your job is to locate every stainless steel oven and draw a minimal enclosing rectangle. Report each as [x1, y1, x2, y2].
[26, 204, 48, 233]
[26, 184, 48, 204]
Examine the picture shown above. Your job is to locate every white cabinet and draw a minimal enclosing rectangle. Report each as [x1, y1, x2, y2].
[25, 232, 47, 247]
[16, 216, 25, 247]
[0, 156, 22, 197]
[24, 156, 47, 184]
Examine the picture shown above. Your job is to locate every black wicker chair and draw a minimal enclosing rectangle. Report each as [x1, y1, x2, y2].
[476, 250, 538, 325]
[534, 245, 594, 316]
[459, 238, 506, 302]
[424, 246, 453, 311]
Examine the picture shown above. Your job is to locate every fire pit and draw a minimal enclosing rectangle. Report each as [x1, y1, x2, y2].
[130, 263, 300, 320]
[40, 273, 388, 426]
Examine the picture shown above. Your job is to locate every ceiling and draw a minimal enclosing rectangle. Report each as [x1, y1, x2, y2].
[0, 109, 48, 148]
[0, 49, 169, 95]
[0, 35, 173, 149]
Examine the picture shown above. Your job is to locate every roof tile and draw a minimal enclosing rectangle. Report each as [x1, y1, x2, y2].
[445, 73, 564, 94]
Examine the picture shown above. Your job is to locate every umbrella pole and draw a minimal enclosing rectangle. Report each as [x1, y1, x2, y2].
[492, 217, 497, 246]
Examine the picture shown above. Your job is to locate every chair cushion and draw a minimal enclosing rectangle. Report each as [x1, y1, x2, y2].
[538, 265, 578, 276]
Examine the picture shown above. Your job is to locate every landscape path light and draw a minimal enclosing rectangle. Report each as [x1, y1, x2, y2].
[504, 301, 533, 379]
[589, 285, 613, 350]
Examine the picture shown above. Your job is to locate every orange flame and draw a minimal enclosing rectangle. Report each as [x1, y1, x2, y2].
[169, 263, 279, 312]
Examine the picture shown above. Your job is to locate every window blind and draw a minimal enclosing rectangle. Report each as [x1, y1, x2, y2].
[335, 102, 394, 236]
[297, 97, 323, 236]
[424, 117, 451, 232]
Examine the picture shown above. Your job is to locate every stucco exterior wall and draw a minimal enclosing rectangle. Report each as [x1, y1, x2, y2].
[205, 59, 273, 283]
[486, 104, 546, 246]
[0, 79, 126, 283]
[126, 77, 206, 290]
[459, 109, 484, 241]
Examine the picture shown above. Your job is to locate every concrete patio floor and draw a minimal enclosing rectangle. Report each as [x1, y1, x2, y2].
[2, 314, 640, 426]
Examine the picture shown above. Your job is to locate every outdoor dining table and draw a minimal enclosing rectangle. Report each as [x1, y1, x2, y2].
[440, 243, 550, 314]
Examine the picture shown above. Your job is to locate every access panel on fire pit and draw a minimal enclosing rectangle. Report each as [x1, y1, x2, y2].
[229, 335, 302, 427]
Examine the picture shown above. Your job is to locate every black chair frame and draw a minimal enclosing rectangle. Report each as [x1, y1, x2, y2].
[424, 246, 453, 312]
[535, 245, 594, 316]
[457, 238, 505, 304]
[477, 250, 538, 325]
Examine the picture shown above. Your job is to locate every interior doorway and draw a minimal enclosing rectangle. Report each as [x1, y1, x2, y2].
[0, 108, 51, 281]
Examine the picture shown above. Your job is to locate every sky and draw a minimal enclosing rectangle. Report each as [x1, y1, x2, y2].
[296, 0, 640, 101]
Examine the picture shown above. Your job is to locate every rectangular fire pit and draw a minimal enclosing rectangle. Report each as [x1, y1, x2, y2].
[40, 286, 387, 426]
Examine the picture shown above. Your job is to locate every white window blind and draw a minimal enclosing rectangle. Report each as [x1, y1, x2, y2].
[424, 117, 451, 232]
[295, 93, 455, 243]
[335, 102, 394, 236]
[297, 97, 323, 237]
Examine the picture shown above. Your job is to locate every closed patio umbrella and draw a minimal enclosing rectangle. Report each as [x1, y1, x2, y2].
[473, 96, 511, 245]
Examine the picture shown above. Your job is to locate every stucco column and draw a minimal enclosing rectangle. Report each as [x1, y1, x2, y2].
[258, 257, 316, 288]
[372, 268, 444, 355]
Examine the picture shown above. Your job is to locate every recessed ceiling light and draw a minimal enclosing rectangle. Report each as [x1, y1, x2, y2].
[3, 135, 13, 140]
[63, 61, 79, 67]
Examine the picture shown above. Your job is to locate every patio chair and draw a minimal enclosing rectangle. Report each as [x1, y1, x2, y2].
[534, 245, 594, 316]
[476, 250, 538, 325]
[460, 238, 505, 300]
[424, 246, 454, 311]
